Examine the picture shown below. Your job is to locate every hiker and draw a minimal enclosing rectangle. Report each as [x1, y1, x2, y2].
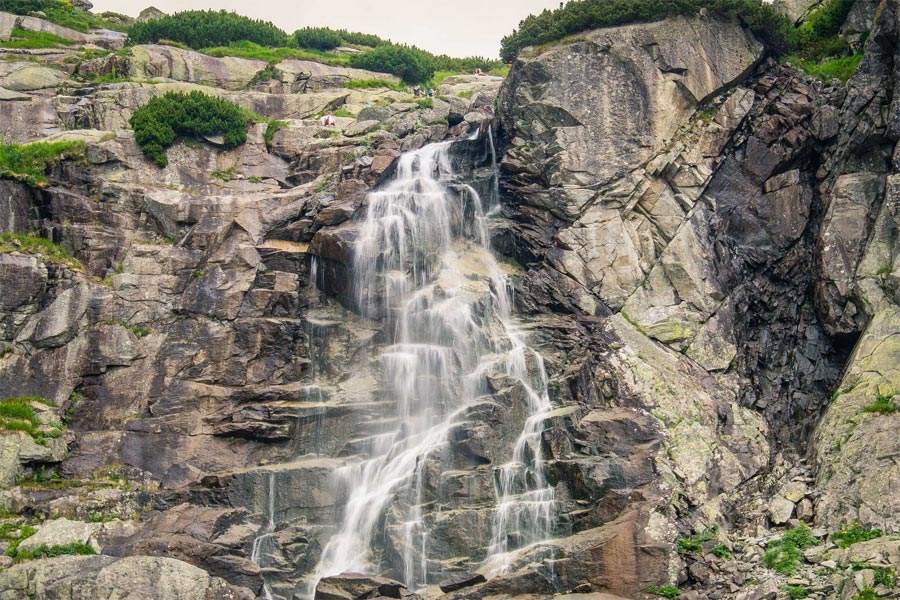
[427, 88, 435, 98]
[474, 68, 483, 75]
[320, 114, 336, 127]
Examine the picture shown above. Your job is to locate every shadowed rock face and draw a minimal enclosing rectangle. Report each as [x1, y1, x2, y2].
[0, 5, 898, 600]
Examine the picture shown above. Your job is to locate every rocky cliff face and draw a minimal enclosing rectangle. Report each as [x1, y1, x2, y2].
[0, 4, 898, 600]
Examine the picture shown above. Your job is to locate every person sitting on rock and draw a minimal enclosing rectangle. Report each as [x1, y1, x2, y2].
[320, 114, 336, 127]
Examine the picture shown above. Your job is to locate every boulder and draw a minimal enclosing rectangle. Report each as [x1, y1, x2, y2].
[1, 65, 67, 91]
[0, 555, 254, 599]
[16, 518, 100, 552]
[127, 45, 269, 91]
[315, 573, 419, 600]
[137, 6, 166, 22]
[438, 573, 486, 592]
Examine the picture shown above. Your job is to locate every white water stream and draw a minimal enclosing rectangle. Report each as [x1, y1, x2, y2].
[296, 135, 556, 595]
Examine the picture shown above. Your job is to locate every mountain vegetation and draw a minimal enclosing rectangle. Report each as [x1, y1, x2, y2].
[129, 91, 249, 167]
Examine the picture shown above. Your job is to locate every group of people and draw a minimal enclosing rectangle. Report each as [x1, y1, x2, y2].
[412, 86, 435, 98]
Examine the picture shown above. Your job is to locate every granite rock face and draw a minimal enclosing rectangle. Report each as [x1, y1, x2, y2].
[0, 4, 898, 600]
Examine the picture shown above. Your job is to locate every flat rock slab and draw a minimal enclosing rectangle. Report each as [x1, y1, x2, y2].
[0, 86, 29, 101]
[438, 573, 486, 592]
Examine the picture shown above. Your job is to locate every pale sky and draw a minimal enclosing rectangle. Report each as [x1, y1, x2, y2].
[90, 0, 563, 58]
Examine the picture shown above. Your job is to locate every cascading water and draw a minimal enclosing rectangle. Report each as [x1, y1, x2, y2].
[308, 133, 556, 595]
[251, 472, 276, 600]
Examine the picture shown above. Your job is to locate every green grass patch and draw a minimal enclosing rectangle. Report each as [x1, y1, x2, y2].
[853, 589, 878, 600]
[415, 98, 433, 110]
[8, 541, 95, 561]
[129, 91, 250, 167]
[710, 543, 732, 559]
[0, 232, 80, 269]
[784, 585, 809, 599]
[0, 27, 76, 48]
[677, 527, 717, 555]
[0, 0, 129, 32]
[0, 140, 86, 187]
[764, 525, 817, 575]
[862, 391, 898, 415]
[0, 523, 36, 557]
[264, 119, 286, 148]
[646, 584, 680, 599]
[788, 53, 863, 82]
[874, 567, 897, 588]
[345, 78, 407, 92]
[0, 397, 62, 446]
[833, 522, 883, 548]
[201, 41, 351, 66]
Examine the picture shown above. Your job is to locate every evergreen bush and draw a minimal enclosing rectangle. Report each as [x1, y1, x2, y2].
[129, 91, 249, 167]
[127, 10, 288, 49]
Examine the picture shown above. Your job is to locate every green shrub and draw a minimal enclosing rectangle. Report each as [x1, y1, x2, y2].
[127, 10, 288, 49]
[129, 91, 250, 167]
[350, 44, 435, 85]
[8, 541, 96, 561]
[764, 525, 817, 575]
[833, 522, 883, 548]
[337, 29, 389, 48]
[432, 55, 504, 73]
[853, 589, 878, 600]
[0, 233, 80, 268]
[499, 0, 796, 62]
[293, 26, 343, 50]
[0, 0, 47, 13]
[711, 543, 732, 559]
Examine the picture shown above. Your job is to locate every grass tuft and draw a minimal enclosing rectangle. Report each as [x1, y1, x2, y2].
[0, 232, 81, 269]
[0, 140, 86, 187]
[833, 522, 883, 548]
[764, 525, 817, 575]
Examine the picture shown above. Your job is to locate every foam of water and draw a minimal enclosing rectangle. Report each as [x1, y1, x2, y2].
[308, 135, 555, 594]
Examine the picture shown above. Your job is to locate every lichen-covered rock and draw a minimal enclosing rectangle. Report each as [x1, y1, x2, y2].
[127, 45, 269, 91]
[0, 555, 253, 599]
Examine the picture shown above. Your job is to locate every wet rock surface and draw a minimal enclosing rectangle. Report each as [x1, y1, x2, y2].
[0, 5, 898, 600]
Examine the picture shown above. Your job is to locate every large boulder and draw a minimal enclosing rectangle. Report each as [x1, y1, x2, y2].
[127, 45, 269, 91]
[0, 555, 254, 599]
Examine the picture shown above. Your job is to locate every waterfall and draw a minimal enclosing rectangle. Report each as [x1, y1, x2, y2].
[308, 136, 555, 594]
[251, 472, 276, 600]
